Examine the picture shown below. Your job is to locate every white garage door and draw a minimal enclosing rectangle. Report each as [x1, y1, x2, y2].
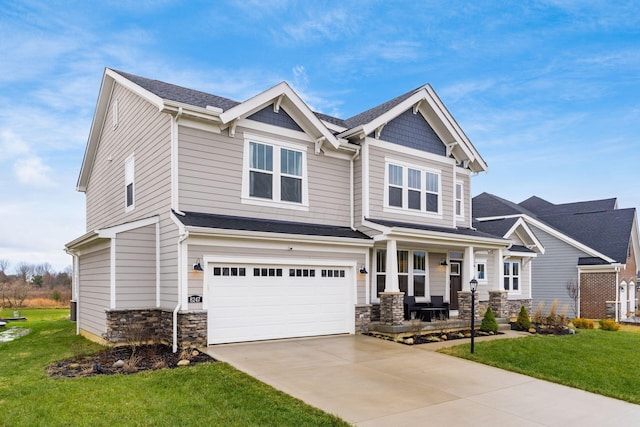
[208, 263, 354, 344]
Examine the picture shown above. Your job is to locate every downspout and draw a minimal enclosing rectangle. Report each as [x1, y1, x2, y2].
[173, 230, 189, 353]
[64, 249, 80, 334]
[171, 107, 185, 215]
[349, 147, 361, 231]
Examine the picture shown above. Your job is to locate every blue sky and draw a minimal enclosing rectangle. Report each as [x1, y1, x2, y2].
[1, 0, 639, 272]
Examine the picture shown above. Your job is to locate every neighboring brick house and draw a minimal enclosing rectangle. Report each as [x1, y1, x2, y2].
[66, 68, 531, 349]
[473, 193, 640, 320]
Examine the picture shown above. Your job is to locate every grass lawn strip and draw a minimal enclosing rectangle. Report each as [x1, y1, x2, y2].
[438, 328, 640, 405]
[0, 309, 348, 426]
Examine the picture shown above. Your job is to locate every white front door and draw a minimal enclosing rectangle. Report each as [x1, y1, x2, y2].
[207, 263, 354, 344]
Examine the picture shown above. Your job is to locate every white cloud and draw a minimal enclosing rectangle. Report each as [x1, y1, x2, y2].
[13, 155, 55, 188]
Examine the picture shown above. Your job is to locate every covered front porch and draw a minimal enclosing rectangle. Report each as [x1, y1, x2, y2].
[361, 219, 536, 329]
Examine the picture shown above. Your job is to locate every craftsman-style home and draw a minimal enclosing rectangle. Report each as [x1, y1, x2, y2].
[66, 69, 531, 349]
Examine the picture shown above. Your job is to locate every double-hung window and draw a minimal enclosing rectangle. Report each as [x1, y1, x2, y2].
[244, 136, 307, 209]
[503, 261, 520, 292]
[385, 160, 441, 215]
[374, 248, 428, 300]
[455, 181, 464, 217]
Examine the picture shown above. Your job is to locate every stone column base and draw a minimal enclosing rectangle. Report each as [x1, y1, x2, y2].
[457, 291, 478, 321]
[489, 290, 509, 318]
[379, 292, 405, 325]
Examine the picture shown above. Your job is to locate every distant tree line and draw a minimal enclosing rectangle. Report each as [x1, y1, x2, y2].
[0, 259, 72, 309]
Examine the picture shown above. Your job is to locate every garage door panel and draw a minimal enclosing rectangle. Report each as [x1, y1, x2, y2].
[208, 263, 353, 344]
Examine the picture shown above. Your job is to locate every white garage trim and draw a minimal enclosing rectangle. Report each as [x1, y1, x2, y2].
[204, 256, 356, 345]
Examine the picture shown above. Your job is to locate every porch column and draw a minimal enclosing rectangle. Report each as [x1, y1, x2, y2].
[493, 248, 504, 291]
[462, 246, 474, 291]
[380, 238, 403, 326]
[384, 239, 399, 292]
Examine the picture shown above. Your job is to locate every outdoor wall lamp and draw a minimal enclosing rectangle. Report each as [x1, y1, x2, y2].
[440, 259, 448, 266]
[193, 259, 203, 271]
[359, 266, 368, 274]
[470, 278, 478, 354]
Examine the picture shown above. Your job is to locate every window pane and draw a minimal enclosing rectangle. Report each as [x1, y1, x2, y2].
[126, 183, 134, 207]
[376, 275, 386, 297]
[389, 164, 402, 186]
[249, 142, 272, 171]
[426, 193, 438, 212]
[456, 183, 462, 199]
[376, 249, 386, 273]
[397, 251, 408, 273]
[426, 172, 438, 192]
[389, 187, 402, 207]
[513, 262, 520, 276]
[281, 176, 302, 202]
[504, 262, 510, 276]
[413, 251, 425, 273]
[513, 277, 519, 290]
[456, 200, 462, 216]
[414, 276, 425, 297]
[281, 149, 301, 176]
[399, 275, 408, 294]
[477, 264, 485, 280]
[408, 169, 421, 189]
[250, 171, 272, 198]
[504, 278, 510, 290]
[408, 190, 420, 210]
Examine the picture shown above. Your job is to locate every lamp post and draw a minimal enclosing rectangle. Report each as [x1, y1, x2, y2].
[470, 278, 478, 354]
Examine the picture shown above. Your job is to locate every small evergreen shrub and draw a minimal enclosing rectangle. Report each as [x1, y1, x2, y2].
[515, 305, 531, 331]
[599, 318, 620, 331]
[573, 318, 594, 329]
[480, 306, 499, 333]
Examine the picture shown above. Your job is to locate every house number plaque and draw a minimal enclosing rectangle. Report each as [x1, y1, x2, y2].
[188, 295, 203, 303]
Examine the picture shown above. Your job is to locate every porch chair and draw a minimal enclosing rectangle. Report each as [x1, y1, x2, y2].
[429, 295, 450, 319]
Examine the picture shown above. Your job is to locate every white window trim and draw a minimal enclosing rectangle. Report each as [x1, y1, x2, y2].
[383, 158, 442, 218]
[476, 259, 487, 283]
[455, 180, 464, 219]
[241, 134, 309, 211]
[504, 261, 521, 294]
[124, 153, 135, 213]
[372, 248, 430, 303]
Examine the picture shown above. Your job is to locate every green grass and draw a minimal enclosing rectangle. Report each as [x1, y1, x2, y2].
[0, 309, 348, 426]
[439, 329, 640, 404]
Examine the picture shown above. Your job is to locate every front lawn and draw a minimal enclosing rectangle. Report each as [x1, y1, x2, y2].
[0, 309, 347, 426]
[439, 328, 640, 404]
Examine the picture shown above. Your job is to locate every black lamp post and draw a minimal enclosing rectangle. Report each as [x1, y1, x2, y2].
[470, 278, 478, 354]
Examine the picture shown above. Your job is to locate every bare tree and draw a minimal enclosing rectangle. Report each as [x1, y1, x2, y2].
[15, 262, 34, 282]
[0, 259, 9, 273]
[566, 279, 579, 318]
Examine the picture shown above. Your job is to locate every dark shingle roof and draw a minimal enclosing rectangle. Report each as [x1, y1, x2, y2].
[509, 245, 535, 253]
[176, 211, 371, 240]
[472, 193, 537, 219]
[520, 196, 618, 216]
[366, 218, 508, 241]
[578, 257, 610, 266]
[344, 86, 423, 128]
[112, 69, 240, 110]
[472, 217, 519, 238]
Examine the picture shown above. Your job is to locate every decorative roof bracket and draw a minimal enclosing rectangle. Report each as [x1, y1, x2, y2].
[229, 119, 238, 138]
[375, 123, 386, 139]
[445, 141, 458, 157]
[273, 94, 284, 113]
[412, 100, 423, 114]
[315, 136, 326, 154]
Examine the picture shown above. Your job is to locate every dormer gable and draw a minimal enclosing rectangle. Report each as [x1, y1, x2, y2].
[338, 84, 487, 173]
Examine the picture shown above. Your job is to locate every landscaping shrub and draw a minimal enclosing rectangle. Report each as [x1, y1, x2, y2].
[573, 318, 594, 329]
[480, 306, 499, 333]
[599, 318, 620, 331]
[515, 305, 531, 331]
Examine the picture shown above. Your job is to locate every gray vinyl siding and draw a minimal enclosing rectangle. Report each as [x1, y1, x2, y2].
[187, 243, 367, 305]
[177, 125, 351, 225]
[529, 224, 587, 310]
[115, 224, 156, 309]
[159, 213, 179, 308]
[428, 252, 447, 298]
[78, 246, 110, 338]
[85, 83, 172, 231]
[368, 143, 454, 227]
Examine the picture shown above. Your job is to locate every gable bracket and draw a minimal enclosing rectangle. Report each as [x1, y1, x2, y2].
[315, 136, 326, 154]
[445, 141, 458, 157]
[229, 119, 238, 138]
[375, 123, 386, 139]
[412, 100, 423, 114]
[273, 94, 284, 113]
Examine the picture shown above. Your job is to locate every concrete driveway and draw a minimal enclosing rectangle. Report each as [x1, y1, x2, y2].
[206, 334, 640, 426]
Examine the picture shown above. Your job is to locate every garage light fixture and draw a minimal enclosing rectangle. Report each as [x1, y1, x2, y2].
[359, 266, 368, 274]
[193, 259, 203, 271]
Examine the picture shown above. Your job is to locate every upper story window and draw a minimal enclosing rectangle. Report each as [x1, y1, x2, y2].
[385, 160, 441, 215]
[124, 154, 135, 212]
[243, 135, 308, 210]
[455, 181, 464, 217]
[504, 261, 520, 293]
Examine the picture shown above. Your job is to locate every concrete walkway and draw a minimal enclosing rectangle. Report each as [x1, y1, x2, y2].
[206, 333, 640, 426]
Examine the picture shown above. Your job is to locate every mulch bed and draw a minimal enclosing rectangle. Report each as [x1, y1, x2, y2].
[48, 344, 215, 378]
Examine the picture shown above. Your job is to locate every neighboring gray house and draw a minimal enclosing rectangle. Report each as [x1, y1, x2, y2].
[474, 193, 640, 320]
[66, 68, 529, 349]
